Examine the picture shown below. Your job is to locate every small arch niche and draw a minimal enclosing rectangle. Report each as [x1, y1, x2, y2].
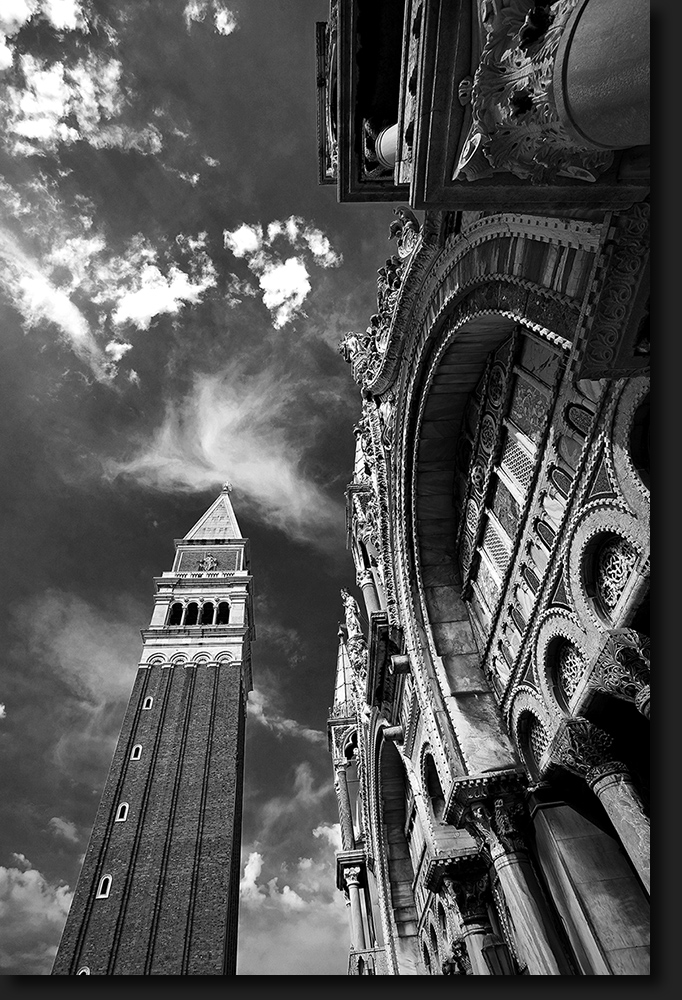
[76, 966, 91, 975]
[142, 696, 153, 711]
[216, 601, 231, 625]
[115, 802, 129, 823]
[130, 745, 142, 761]
[424, 754, 445, 821]
[96, 875, 112, 899]
[167, 602, 183, 626]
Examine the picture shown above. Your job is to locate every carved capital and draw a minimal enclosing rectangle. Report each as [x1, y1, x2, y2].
[464, 797, 528, 859]
[594, 629, 650, 715]
[343, 866, 363, 888]
[441, 872, 490, 924]
[455, 0, 614, 186]
[548, 718, 624, 786]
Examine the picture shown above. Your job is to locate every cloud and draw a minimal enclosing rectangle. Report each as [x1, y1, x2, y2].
[223, 216, 341, 329]
[47, 817, 79, 845]
[10, 589, 141, 774]
[2, 49, 161, 157]
[0, 175, 219, 378]
[237, 826, 349, 975]
[0, 226, 113, 381]
[184, 1, 238, 36]
[0, 856, 72, 976]
[247, 689, 326, 746]
[103, 365, 345, 549]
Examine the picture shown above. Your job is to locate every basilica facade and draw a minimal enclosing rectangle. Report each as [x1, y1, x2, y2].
[322, 0, 650, 976]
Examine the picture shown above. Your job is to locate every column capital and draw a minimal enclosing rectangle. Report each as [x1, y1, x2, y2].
[547, 717, 625, 787]
[593, 629, 650, 717]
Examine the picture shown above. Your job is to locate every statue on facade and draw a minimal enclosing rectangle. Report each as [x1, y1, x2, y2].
[341, 588, 363, 638]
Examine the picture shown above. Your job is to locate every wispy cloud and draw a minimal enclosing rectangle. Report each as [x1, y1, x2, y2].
[223, 216, 342, 329]
[103, 364, 346, 549]
[10, 589, 141, 774]
[247, 689, 326, 746]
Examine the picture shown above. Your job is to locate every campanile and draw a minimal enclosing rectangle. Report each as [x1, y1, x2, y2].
[52, 484, 254, 975]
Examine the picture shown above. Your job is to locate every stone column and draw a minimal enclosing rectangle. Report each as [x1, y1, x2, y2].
[466, 801, 572, 975]
[554, 0, 650, 149]
[335, 764, 355, 851]
[357, 569, 380, 617]
[548, 718, 650, 893]
[343, 867, 367, 951]
[441, 873, 493, 975]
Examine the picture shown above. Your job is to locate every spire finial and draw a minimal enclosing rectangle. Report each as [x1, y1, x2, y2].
[221, 481, 232, 494]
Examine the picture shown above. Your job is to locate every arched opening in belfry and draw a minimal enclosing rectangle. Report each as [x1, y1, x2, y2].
[200, 601, 215, 625]
[216, 601, 230, 625]
[184, 602, 199, 626]
[168, 602, 183, 626]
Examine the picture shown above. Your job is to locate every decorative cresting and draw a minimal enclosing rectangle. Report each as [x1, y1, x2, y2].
[338, 210, 422, 385]
[592, 628, 650, 719]
[454, 0, 613, 185]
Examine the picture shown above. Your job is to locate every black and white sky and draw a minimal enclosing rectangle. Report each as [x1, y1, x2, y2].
[0, 0, 407, 976]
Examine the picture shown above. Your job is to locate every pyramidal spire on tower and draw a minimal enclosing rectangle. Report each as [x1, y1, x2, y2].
[52, 484, 255, 976]
[184, 481, 242, 540]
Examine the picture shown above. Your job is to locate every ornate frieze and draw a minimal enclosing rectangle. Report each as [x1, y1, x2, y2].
[454, 0, 614, 186]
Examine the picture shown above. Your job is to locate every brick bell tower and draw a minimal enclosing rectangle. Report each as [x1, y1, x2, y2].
[52, 483, 255, 975]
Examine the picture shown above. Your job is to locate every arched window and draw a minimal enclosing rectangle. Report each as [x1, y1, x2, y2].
[115, 802, 129, 823]
[142, 696, 153, 710]
[200, 601, 215, 625]
[168, 602, 183, 626]
[130, 744, 142, 761]
[76, 967, 90, 975]
[184, 602, 199, 626]
[96, 875, 112, 899]
[424, 753, 445, 821]
[216, 601, 230, 625]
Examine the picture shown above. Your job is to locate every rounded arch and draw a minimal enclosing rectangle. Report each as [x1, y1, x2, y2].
[610, 376, 650, 511]
[373, 734, 420, 974]
[534, 609, 590, 716]
[508, 686, 557, 780]
[169, 652, 188, 666]
[420, 746, 446, 822]
[567, 504, 646, 630]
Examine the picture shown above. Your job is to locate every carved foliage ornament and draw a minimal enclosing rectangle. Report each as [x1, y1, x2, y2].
[595, 629, 650, 715]
[454, 0, 614, 185]
[548, 717, 623, 785]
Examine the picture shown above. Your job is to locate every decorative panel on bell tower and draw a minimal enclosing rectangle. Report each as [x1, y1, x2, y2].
[52, 484, 255, 976]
